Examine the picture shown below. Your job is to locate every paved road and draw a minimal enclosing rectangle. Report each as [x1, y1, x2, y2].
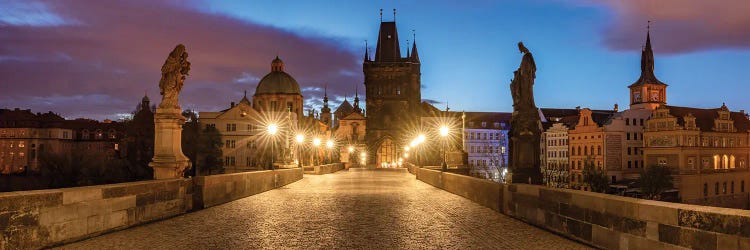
[58, 169, 589, 249]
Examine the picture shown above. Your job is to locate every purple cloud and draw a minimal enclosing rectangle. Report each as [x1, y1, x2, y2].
[581, 0, 750, 53]
[0, 0, 363, 120]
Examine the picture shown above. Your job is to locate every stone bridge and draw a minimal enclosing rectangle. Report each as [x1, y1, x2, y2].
[4, 167, 750, 249]
[53, 169, 585, 249]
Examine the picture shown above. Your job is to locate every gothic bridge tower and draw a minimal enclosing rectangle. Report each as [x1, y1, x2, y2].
[363, 15, 421, 167]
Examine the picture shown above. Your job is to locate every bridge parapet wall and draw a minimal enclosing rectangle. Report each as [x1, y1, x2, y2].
[0, 178, 193, 249]
[0, 168, 303, 249]
[416, 168, 750, 249]
[303, 163, 344, 175]
[194, 168, 302, 208]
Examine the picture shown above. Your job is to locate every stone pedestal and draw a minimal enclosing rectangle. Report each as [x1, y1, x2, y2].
[508, 110, 542, 184]
[149, 108, 191, 179]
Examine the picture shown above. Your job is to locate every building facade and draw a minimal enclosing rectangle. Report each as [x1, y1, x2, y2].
[542, 123, 571, 188]
[200, 57, 304, 172]
[643, 104, 750, 208]
[363, 19, 421, 167]
[463, 112, 510, 182]
[0, 108, 124, 175]
[199, 95, 266, 173]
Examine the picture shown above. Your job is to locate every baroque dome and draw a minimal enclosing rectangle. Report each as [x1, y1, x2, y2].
[254, 56, 301, 95]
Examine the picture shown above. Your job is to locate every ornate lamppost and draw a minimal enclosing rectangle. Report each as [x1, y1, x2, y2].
[267, 124, 278, 170]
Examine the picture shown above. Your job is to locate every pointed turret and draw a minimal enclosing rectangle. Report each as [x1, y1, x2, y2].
[630, 22, 665, 87]
[374, 21, 401, 62]
[321, 86, 331, 113]
[629, 21, 667, 110]
[364, 40, 370, 62]
[410, 41, 420, 63]
[353, 85, 362, 113]
[239, 90, 251, 105]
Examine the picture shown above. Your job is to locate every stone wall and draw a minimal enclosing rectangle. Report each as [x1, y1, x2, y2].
[0, 168, 303, 249]
[416, 169, 501, 211]
[416, 168, 750, 249]
[303, 163, 344, 175]
[0, 178, 193, 249]
[194, 168, 302, 208]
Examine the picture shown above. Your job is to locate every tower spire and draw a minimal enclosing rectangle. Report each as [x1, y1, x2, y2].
[379, 9, 383, 22]
[364, 40, 370, 62]
[406, 39, 410, 57]
[240, 89, 251, 105]
[354, 84, 361, 113]
[321, 84, 331, 115]
[410, 29, 420, 62]
[639, 20, 656, 82]
[393, 8, 396, 21]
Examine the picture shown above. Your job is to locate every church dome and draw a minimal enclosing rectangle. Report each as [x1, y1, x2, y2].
[254, 56, 301, 95]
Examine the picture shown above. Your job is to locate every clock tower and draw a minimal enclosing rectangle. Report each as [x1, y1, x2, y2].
[629, 24, 667, 110]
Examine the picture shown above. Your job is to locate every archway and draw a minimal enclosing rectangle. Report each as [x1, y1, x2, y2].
[376, 138, 396, 168]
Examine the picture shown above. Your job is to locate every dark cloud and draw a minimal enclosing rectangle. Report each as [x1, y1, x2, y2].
[0, 0, 362, 120]
[582, 0, 750, 53]
[422, 99, 442, 105]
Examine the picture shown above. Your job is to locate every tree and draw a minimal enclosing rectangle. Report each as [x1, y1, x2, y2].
[582, 157, 608, 193]
[123, 102, 155, 180]
[638, 165, 674, 200]
[181, 110, 200, 177]
[196, 125, 224, 175]
[38, 150, 133, 188]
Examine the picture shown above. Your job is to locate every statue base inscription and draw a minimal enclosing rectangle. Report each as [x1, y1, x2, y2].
[149, 108, 191, 179]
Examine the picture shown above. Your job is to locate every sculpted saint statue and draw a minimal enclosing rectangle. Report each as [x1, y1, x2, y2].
[510, 42, 536, 111]
[158, 44, 191, 109]
[508, 41, 542, 184]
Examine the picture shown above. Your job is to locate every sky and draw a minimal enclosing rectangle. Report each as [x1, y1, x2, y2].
[1, 0, 750, 120]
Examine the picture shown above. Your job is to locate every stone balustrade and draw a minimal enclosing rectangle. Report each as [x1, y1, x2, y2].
[415, 168, 750, 249]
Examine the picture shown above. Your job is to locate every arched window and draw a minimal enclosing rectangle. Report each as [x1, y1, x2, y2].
[730, 155, 736, 169]
[723, 155, 729, 169]
[597, 146, 601, 155]
[81, 129, 90, 140]
[714, 155, 720, 169]
[584, 146, 588, 155]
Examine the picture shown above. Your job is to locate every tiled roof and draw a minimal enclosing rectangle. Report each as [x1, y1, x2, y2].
[665, 105, 750, 132]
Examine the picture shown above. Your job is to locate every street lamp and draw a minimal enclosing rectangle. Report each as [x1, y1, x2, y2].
[313, 137, 321, 165]
[295, 133, 305, 168]
[439, 126, 450, 171]
[410, 134, 426, 167]
[267, 124, 278, 170]
[326, 140, 334, 164]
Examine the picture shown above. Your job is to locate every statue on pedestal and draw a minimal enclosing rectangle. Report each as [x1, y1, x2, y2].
[158, 44, 191, 109]
[149, 44, 192, 179]
[508, 42, 542, 184]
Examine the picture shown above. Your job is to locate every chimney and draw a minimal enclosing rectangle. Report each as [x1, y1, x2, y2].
[575, 106, 581, 111]
[614, 103, 619, 112]
[231, 102, 235, 108]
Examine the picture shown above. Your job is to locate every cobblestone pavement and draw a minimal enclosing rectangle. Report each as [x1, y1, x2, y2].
[58, 169, 590, 250]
